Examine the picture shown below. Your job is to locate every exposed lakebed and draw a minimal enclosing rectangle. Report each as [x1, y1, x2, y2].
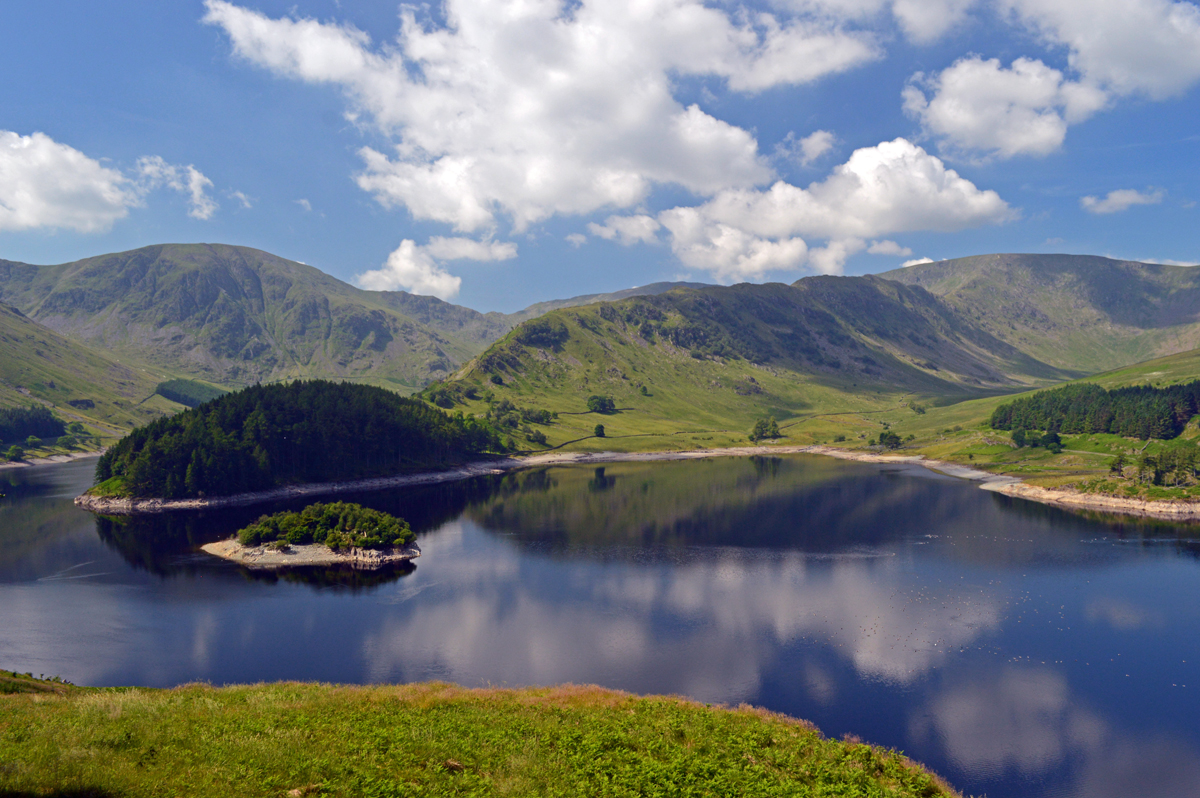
[4, 455, 1200, 798]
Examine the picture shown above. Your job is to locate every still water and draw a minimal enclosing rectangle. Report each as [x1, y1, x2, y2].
[3, 454, 1200, 797]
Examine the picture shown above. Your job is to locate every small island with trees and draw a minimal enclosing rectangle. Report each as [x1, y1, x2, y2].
[201, 502, 420, 570]
[78, 380, 505, 511]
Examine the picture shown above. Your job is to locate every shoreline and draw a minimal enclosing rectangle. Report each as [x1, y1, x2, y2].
[1, 449, 103, 472]
[72, 444, 1200, 521]
[200, 539, 420, 570]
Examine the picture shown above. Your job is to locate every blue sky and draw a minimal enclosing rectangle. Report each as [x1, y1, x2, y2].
[2, 0, 1198, 312]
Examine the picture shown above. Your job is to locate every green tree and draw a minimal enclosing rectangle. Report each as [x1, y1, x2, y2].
[1011, 428, 1027, 448]
[1110, 451, 1126, 477]
[6, 445, 24, 462]
[593, 424, 605, 438]
[878, 430, 902, 449]
[25, 435, 39, 449]
[749, 417, 780, 442]
[587, 395, 616, 414]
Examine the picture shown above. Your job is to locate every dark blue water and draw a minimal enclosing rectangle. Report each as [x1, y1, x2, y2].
[3, 454, 1200, 798]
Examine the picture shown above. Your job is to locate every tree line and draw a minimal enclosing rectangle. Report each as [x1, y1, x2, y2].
[96, 381, 505, 499]
[0, 406, 65, 445]
[990, 381, 1200, 440]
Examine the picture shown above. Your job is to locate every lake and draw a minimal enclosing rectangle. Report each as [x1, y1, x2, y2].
[3, 453, 1199, 798]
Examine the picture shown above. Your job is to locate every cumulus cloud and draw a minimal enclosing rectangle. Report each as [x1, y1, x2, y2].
[867, 239, 912, 256]
[136, 156, 219, 220]
[357, 236, 518, 299]
[0, 131, 220, 232]
[907, 1, 1200, 159]
[1081, 188, 1165, 214]
[904, 56, 1107, 159]
[777, 129, 837, 166]
[903, 257, 935, 267]
[203, 0, 885, 233]
[423, 235, 518, 262]
[657, 138, 1011, 279]
[588, 214, 662, 246]
[891, 0, 977, 43]
[0, 130, 139, 233]
[1001, 0, 1200, 99]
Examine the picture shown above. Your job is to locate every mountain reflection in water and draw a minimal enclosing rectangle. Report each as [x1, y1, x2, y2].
[3, 455, 1200, 798]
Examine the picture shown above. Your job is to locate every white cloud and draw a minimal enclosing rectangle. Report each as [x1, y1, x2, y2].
[658, 138, 1011, 280]
[229, 190, 254, 208]
[777, 129, 837, 166]
[423, 236, 518, 262]
[357, 236, 519, 299]
[295, 198, 312, 212]
[357, 240, 463, 299]
[1081, 188, 1165, 214]
[0, 130, 139, 233]
[1001, 0, 1200, 99]
[902, 256, 935, 267]
[565, 233, 587, 248]
[136, 156, 219, 220]
[588, 214, 662, 246]
[906, 2, 1200, 160]
[867, 239, 912, 256]
[0, 131, 219, 231]
[904, 56, 1107, 159]
[892, 0, 977, 43]
[204, 0, 884, 233]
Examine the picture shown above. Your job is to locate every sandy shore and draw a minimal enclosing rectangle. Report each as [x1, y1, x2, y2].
[200, 539, 420, 570]
[72, 443, 1200, 521]
[1, 449, 103, 472]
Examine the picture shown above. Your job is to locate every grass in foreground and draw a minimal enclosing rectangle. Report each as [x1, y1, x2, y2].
[0, 680, 958, 797]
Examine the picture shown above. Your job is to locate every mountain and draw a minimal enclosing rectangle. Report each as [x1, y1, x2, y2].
[501, 281, 710, 326]
[0, 244, 498, 390]
[426, 276, 1075, 450]
[0, 303, 175, 436]
[882, 254, 1200, 374]
[0, 244, 711, 392]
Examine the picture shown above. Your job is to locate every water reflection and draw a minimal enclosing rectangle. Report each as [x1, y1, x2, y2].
[4, 455, 1200, 798]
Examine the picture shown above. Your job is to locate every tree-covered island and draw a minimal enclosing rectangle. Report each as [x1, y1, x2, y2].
[90, 380, 504, 500]
[237, 502, 414, 550]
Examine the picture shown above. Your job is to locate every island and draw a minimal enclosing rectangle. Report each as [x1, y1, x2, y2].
[201, 502, 420, 570]
[77, 379, 505, 513]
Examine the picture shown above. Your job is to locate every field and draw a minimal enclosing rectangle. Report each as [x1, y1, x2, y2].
[0, 675, 958, 797]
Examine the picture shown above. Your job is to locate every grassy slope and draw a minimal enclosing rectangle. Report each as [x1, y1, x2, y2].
[431, 278, 1070, 452]
[0, 679, 958, 798]
[0, 303, 181, 446]
[809, 347, 1200, 496]
[882, 253, 1200, 373]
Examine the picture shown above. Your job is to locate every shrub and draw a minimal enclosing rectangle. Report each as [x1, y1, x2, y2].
[5, 445, 24, 462]
[593, 424, 605, 438]
[491, 374, 504, 385]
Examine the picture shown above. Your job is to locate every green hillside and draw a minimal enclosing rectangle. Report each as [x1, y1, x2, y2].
[0, 303, 177, 441]
[427, 277, 1072, 451]
[0, 245, 723, 393]
[502, 280, 710, 326]
[0, 244, 485, 391]
[883, 254, 1200, 373]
